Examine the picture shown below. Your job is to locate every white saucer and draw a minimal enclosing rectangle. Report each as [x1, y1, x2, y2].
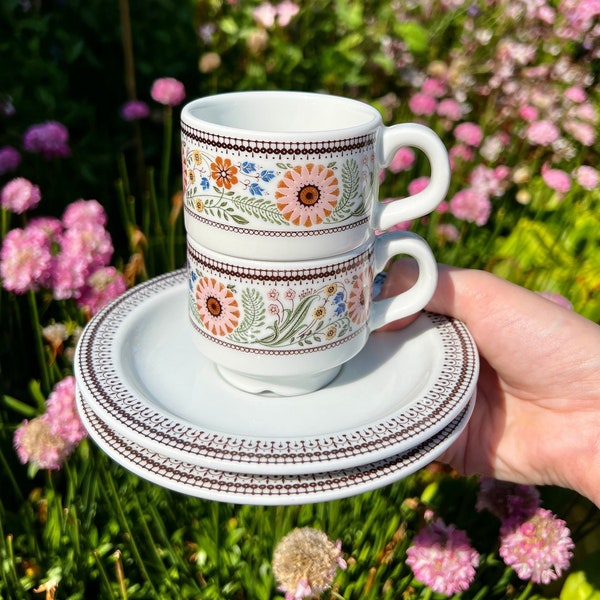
[75, 270, 478, 475]
[77, 389, 475, 505]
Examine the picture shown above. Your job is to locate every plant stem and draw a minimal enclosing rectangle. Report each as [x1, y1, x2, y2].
[27, 289, 50, 394]
[160, 105, 173, 211]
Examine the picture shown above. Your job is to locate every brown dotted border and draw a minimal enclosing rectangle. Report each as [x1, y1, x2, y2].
[181, 122, 376, 160]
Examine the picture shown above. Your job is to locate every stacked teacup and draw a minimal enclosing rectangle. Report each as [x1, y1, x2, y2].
[181, 91, 450, 396]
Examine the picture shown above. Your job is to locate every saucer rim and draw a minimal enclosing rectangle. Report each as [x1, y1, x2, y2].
[77, 389, 475, 506]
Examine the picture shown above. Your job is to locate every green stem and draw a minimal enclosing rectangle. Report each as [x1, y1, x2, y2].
[27, 289, 50, 394]
[516, 581, 533, 600]
[160, 105, 173, 210]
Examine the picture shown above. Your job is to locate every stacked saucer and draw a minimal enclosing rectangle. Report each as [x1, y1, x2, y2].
[74, 269, 479, 506]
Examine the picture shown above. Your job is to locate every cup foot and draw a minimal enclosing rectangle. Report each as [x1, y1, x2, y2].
[216, 365, 342, 397]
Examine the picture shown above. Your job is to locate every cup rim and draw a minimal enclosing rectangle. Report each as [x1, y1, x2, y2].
[180, 90, 382, 139]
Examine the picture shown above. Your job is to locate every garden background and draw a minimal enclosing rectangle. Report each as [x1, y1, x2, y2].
[1, 0, 599, 598]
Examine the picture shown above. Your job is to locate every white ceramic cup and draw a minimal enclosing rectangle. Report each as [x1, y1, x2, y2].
[181, 91, 450, 260]
[187, 230, 437, 396]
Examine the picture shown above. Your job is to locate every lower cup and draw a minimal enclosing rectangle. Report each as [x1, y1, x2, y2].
[187, 232, 437, 396]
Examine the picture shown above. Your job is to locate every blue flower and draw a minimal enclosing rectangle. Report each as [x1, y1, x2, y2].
[200, 177, 210, 190]
[334, 291, 345, 304]
[260, 169, 276, 182]
[241, 161, 257, 174]
[334, 302, 346, 316]
[249, 182, 264, 196]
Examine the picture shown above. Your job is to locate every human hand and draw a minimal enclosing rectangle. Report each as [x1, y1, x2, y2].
[380, 260, 600, 506]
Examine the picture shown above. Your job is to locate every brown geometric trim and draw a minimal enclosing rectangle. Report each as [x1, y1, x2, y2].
[184, 204, 369, 236]
[79, 393, 469, 500]
[181, 122, 376, 159]
[187, 240, 373, 283]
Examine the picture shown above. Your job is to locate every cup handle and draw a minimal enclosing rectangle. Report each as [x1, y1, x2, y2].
[374, 123, 450, 231]
[369, 231, 438, 331]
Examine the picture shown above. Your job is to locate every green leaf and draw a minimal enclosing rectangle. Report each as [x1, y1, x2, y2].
[394, 21, 429, 54]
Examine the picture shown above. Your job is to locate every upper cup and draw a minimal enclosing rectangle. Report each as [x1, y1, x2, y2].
[181, 91, 450, 260]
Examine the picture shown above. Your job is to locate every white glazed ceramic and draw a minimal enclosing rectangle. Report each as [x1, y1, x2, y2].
[74, 270, 479, 475]
[77, 389, 475, 506]
[181, 91, 450, 260]
[187, 231, 437, 395]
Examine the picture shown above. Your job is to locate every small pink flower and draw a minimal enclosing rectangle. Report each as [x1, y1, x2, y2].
[406, 518, 480, 596]
[14, 416, 70, 470]
[0, 146, 21, 175]
[120, 100, 150, 121]
[22, 121, 70, 159]
[1, 177, 41, 214]
[436, 98, 462, 121]
[0, 226, 53, 293]
[449, 144, 475, 167]
[454, 122, 483, 147]
[408, 93, 437, 116]
[408, 176, 430, 195]
[253, 1, 278, 27]
[62, 198, 108, 228]
[276, 0, 299, 26]
[449, 188, 491, 226]
[541, 165, 571, 194]
[437, 223, 460, 242]
[525, 120, 560, 145]
[76, 267, 126, 315]
[388, 147, 415, 173]
[574, 165, 598, 190]
[421, 77, 446, 97]
[518, 105, 539, 121]
[563, 119, 596, 146]
[499, 508, 574, 584]
[150, 77, 186, 106]
[564, 86, 587, 103]
[45, 376, 87, 447]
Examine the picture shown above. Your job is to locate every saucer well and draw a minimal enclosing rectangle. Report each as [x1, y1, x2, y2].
[75, 269, 479, 475]
[77, 389, 475, 506]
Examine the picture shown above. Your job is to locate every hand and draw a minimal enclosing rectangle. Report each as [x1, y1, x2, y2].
[380, 260, 600, 506]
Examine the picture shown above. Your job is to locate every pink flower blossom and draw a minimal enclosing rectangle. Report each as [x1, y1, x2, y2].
[77, 266, 127, 315]
[0, 146, 21, 174]
[454, 122, 483, 147]
[150, 77, 186, 106]
[525, 120, 560, 145]
[388, 147, 415, 173]
[22, 121, 70, 159]
[470, 165, 510, 198]
[518, 105, 539, 121]
[449, 188, 491, 226]
[563, 119, 596, 145]
[276, 0, 299, 26]
[564, 86, 587, 103]
[14, 416, 70, 470]
[62, 198, 108, 228]
[253, 2, 278, 27]
[406, 518, 480, 596]
[541, 165, 571, 193]
[120, 100, 150, 121]
[574, 102, 597, 123]
[436, 98, 462, 121]
[421, 77, 446, 97]
[408, 93, 437, 116]
[449, 144, 475, 167]
[1, 177, 41, 214]
[45, 376, 86, 447]
[408, 176, 430, 195]
[499, 508, 574, 584]
[437, 223, 460, 242]
[574, 165, 599, 190]
[0, 226, 53, 293]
